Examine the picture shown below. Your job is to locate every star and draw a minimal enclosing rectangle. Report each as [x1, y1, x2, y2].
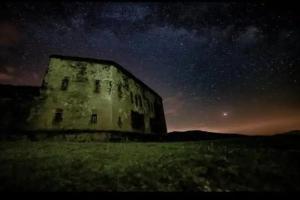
[0, 2, 299, 135]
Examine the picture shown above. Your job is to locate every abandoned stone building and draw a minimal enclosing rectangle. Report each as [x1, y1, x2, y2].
[0, 55, 167, 135]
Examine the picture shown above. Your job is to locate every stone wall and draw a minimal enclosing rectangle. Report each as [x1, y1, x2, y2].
[26, 56, 167, 134]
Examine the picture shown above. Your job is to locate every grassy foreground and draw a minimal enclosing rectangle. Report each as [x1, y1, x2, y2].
[0, 138, 300, 191]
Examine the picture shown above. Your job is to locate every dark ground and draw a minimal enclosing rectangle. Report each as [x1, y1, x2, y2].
[0, 131, 300, 191]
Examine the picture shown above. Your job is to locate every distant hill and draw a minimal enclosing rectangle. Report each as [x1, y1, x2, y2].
[164, 130, 247, 141]
[164, 130, 300, 141]
[273, 130, 300, 136]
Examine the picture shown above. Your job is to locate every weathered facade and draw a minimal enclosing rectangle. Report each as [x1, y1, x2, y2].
[25, 55, 167, 135]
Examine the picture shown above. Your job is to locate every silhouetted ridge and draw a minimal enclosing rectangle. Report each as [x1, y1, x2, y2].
[0, 84, 40, 99]
[165, 130, 247, 141]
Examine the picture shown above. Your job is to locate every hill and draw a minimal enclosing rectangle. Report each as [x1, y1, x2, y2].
[164, 130, 247, 141]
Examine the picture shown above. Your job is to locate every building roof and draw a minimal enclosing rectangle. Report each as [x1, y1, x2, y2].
[49, 55, 162, 100]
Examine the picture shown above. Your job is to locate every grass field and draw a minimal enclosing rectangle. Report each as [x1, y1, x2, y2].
[0, 137, 300, 191]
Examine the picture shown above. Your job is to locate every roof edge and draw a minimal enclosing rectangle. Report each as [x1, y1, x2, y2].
[49, 54, 162, 100]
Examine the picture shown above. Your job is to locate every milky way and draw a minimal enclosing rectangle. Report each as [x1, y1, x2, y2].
[1, 2, 299, 134]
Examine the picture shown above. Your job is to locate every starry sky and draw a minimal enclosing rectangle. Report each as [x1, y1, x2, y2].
[1, 1, 300, 135]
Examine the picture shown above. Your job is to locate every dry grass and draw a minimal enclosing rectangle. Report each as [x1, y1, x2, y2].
[0, 137, 300, 191]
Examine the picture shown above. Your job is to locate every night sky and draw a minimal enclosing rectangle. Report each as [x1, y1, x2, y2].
[1, 1, 300, 135]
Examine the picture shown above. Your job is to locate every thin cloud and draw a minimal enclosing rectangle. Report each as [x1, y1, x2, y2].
[0, 72, 13, 82]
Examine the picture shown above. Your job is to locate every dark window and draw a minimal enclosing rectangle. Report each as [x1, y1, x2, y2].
[118, 84, 122, 99]
[107, 81, 112, 94]
[136, 95, 142, 107]
[139, 96, 143, 107]
[61, 77, 69, 91]
[94, 80, 100, 93]
[130, 92, 133, 103]
[150, 103, 166, 133]
[118, 116, 122, 128]
[135, 95, 138, 106]
[131, 111, 145, 131]
[91, 113, 97, 124]
[53, 108, 63, 124]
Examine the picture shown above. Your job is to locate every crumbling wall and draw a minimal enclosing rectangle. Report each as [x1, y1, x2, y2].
[27, 58, 114, 131]
[111, 67, 167, 134]
[26, 56, 167, 134]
